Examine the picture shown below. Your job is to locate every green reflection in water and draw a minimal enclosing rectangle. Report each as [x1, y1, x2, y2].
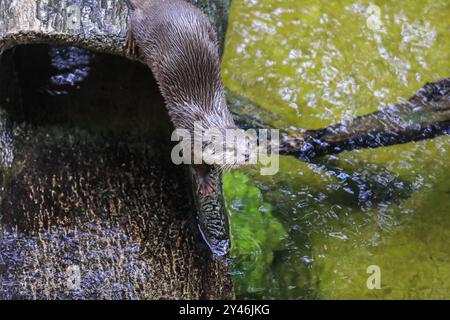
[222, 0, 450, 299]
[223, 171, 287, 297]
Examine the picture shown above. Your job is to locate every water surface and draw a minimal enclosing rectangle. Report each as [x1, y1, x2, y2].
[222, 0, 450, 299]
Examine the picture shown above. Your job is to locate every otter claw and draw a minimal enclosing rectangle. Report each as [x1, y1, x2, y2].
[126, 29, 138, 56]
[197, 177, 215, 197]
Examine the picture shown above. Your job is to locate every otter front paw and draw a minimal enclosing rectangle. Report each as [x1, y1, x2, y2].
[126, 29, 138, 56]
[197, 175, 215, 197]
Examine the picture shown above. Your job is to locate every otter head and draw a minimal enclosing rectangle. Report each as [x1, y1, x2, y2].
[193, 120, 253, 171]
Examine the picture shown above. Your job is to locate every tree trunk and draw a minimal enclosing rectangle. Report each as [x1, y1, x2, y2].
[0, 0, 230, 57]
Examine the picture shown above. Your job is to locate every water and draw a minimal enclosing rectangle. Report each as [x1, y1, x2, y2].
[222, 0, 450, 299]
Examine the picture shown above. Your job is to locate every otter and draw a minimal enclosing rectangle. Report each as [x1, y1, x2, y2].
[125, 0, 248, 197]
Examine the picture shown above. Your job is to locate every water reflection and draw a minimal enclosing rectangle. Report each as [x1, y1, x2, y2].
[223, 0, 450, 299]
[48, 47, 91, 93]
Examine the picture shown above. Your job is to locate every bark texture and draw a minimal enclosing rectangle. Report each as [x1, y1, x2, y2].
[0, 0, 230, 57]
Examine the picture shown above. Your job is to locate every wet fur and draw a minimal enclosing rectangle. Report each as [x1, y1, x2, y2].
[126, 0, 238, 195]
[126, 0, 235, 133]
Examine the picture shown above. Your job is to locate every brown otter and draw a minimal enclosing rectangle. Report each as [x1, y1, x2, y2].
[125, 0, 248, 196]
